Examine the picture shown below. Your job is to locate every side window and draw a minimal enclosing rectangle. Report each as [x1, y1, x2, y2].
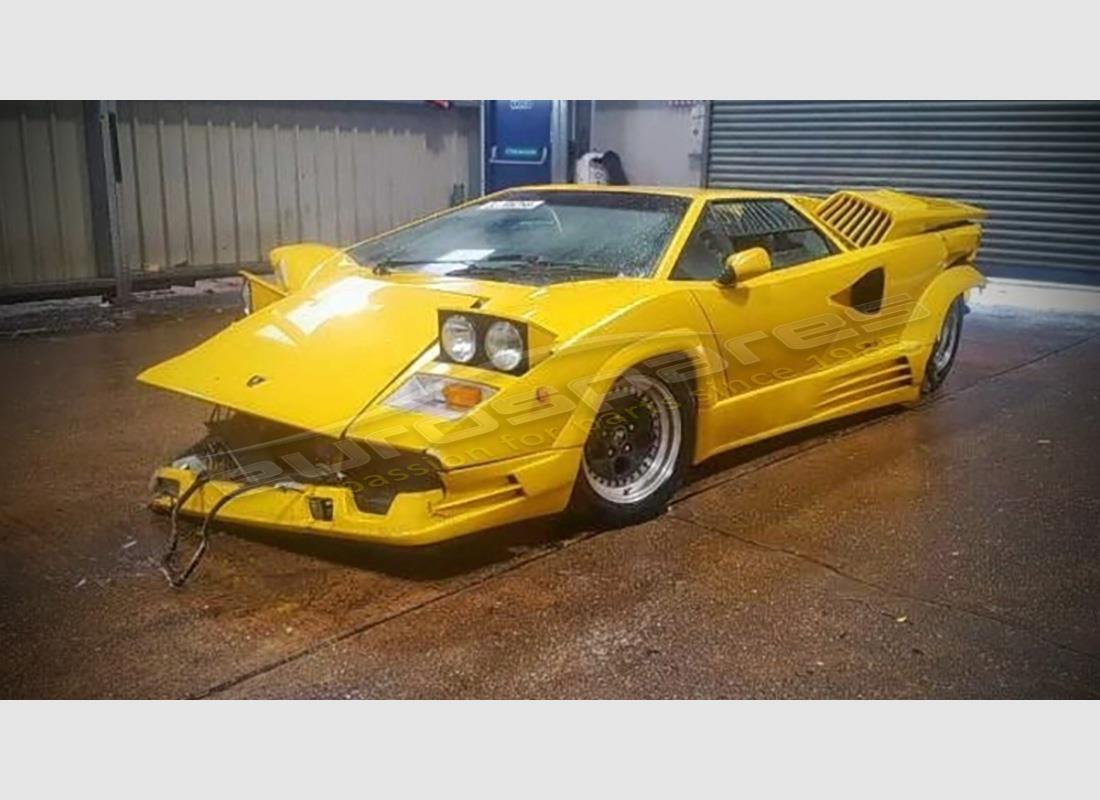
[671, 200, 835, 281]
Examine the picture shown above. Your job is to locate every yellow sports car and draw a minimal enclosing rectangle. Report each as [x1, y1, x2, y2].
[140, 184, 983, 567]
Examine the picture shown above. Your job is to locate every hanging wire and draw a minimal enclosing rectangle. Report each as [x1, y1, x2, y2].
[159, 472, 285, 588]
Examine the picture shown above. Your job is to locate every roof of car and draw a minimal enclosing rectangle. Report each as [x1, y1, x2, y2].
[509, 184, 820, 201]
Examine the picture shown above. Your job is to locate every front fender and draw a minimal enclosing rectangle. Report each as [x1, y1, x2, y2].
[545, 291, 725, 450]
[353, 290, 724, 470]
[550, 329, 722, 450]
[365, 325, 722, 469]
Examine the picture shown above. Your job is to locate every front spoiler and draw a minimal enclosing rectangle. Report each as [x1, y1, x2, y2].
[151, 448, 582, 546]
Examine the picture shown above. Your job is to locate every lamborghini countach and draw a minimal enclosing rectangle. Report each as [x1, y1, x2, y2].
[140, 184, 983, 574]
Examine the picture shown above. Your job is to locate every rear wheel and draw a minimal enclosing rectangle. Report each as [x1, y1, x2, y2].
[574, 368, 693, 527]
[922, 297, 965, 395]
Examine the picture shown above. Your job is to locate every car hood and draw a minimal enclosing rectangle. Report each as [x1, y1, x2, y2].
[139, 269, 666, 436]
[137, 273, 484, 435]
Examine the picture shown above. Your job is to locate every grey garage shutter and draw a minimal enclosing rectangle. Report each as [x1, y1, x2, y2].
[705, 101, 1100, 283]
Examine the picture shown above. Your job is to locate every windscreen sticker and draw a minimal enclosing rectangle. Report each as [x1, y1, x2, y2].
[478, 200, 545, 211]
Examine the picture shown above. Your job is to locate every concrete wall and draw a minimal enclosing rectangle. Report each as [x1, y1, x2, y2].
[589, 101, 705, 188]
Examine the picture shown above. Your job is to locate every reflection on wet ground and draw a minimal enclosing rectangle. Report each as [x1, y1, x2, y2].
[0, 306, 1097, 698]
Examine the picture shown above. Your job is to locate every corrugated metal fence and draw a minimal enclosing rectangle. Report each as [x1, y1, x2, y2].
[0, 101, 98, 288]
[706, 101, 1100, 281]
[0, 101, 479, 296]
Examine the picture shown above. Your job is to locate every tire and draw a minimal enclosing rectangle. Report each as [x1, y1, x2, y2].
[573, 365, 694, 527]
[922, 297, 965, 395]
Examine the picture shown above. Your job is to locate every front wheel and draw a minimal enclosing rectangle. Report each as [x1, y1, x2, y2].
[574, 368, 693, 527]
[922, 297, 965, 395]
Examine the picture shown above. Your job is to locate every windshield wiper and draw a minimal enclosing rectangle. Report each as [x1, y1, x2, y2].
[370, 258, 466, 275]
[479, 253, 621, 275]
[371, 254, 621, 279]
[449, 262, 619, 283]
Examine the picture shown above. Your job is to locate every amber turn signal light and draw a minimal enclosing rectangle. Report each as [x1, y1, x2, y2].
[442, 381, 483, 409]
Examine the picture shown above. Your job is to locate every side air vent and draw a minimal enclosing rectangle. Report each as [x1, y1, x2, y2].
[817, 192, 893, 249]
[816, 358, 913, 413]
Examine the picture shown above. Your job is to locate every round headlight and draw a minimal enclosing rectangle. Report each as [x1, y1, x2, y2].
[485, 320, 523, 371]
[441, 315, 477, 363]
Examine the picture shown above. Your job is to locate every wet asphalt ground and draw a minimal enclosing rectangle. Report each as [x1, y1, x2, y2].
[0, 302, 1098, 698]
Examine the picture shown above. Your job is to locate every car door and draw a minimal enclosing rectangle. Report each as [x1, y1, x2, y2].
[671, 197, 893, 448]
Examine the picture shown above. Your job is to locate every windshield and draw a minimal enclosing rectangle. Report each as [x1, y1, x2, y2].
[347, 190, 689, 283]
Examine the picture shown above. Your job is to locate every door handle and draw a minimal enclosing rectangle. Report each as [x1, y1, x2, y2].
[488, 145, 548, 166]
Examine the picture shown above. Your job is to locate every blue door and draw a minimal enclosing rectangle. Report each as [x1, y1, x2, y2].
[484, 100, 554, 192]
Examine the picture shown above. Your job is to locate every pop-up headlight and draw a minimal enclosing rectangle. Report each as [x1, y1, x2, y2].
[485, 320, 524, 371]
[440, 314, 477, 363]
[437, 311, 530, 374]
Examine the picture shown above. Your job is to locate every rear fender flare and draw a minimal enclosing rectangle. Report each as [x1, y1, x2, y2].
[902, 264, 983, 381]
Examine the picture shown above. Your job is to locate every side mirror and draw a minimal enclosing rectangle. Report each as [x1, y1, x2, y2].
[719, 247, 772, 286]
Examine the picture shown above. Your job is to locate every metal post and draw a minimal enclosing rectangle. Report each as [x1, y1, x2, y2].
[83, 100, 128, 302]
[478, 101, 487, 196]
[549, 100, 569, 183]
[699, 101, 713, 188]
[571, 99, 593, 161]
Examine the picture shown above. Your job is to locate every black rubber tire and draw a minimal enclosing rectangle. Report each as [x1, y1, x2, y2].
[922, 296, 965, 396]
[572, 364, 695, 528]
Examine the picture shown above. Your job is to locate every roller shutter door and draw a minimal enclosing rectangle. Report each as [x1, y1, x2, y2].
[706, 101, 1100, 283]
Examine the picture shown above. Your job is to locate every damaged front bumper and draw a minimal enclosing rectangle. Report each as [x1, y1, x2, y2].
[150, 446, 582, 546]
